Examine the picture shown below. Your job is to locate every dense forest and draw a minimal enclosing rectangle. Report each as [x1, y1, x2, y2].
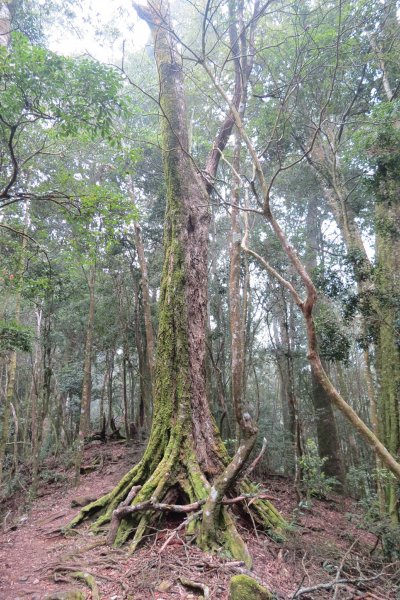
[0, 0, 399, 598]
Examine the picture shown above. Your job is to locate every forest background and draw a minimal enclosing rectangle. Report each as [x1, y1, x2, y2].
[0, 0, 400, 591]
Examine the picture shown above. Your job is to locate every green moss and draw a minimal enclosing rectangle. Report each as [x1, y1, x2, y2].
[229, 574, 272, 600]
[240, 480, 287, 537]
[222, 510, 252, 567]
[375, 187, 400, 523]
[229, 575, 272, 600]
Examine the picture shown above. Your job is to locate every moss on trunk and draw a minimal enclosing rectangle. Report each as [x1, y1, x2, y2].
[375, 162, 400, 523]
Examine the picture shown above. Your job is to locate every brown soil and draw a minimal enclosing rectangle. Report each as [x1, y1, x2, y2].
[0, 442, 398, 599]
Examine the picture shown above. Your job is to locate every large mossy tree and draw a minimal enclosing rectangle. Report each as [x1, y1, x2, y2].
[68, 0, 285, 564]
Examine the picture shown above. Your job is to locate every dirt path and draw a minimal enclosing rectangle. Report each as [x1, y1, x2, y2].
[1, 442, 398, 599]
[0, 442, 144, 599]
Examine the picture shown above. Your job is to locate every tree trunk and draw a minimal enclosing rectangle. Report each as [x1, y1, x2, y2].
[134, 216, 155, 398]
[74, 264, 96, 485]
[209, 208, 231, 439]
[122, 355, 130, 443]
[229, 129, 247, 440]
[274, 293, 302, 487]
[305, 196, 345, 486]
[115, 272, 132, 443]
[107, 350, 114, 431]
[67, 0, 285, 562]
[30, 307, 43, 497]
[374, 162, 400, 522]
[132, 273, 150, 434]
[99, 355, 109, 430]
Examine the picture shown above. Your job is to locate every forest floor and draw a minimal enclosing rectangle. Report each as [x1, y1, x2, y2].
[0, 441, 399, 600]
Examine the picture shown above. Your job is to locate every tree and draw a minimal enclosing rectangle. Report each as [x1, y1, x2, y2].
[68, 0, 285, 564]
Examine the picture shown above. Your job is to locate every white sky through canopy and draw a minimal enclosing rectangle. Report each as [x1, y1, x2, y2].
[48, 0, 149, 61]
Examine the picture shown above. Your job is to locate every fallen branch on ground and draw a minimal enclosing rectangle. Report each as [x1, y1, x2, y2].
[112, 492, 277, 522]
[106, 490, 278, 546]
[292, 572, 388, 598]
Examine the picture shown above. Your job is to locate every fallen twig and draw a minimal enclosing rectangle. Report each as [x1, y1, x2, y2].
[292, 572, 387, 598]
[333, 539, 358, 600]
[2, 510, 12, 532]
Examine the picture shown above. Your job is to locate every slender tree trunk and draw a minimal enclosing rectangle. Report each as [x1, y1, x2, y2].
[74, 264, 96, 486]
[107, 350, 114, 431]
[134, 217, 155, 396]
[228, 0, 257, 442]
[229, 129, 247, 440]
[10, 403, 18, 476]
[132, 275, 150, 434]
[209, 208, 231, 438]
[30, 307, 43, 496]
[274, 293, 302, 493]
[122, 355, 130, 443]
[115, 272, 132, 442]
[99, 354, 109, 430]
[305, 196, 345, 487]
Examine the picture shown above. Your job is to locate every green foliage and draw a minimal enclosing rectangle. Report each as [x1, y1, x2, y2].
[39, 468, 67, 484]
[371, 518, 400, 561]
[0, 32, 124, 138]
[348, 467, 400, 561]
[299, 439, 339, 503]
[355, 101, 400, 170]
[313, 266, 348, 301]
[314, 306, 351, 363]
[0, 320, 33, 353]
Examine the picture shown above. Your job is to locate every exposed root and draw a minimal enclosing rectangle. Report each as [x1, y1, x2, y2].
[69, 571, 100, 600]
[179, 576, 210, 599]
[107, 485, 142, 545]
[66, 435, 287, 564]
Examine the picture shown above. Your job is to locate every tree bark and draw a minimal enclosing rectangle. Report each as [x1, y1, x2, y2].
[274, 293, 302, 488]
[374, 161, 400, 522]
